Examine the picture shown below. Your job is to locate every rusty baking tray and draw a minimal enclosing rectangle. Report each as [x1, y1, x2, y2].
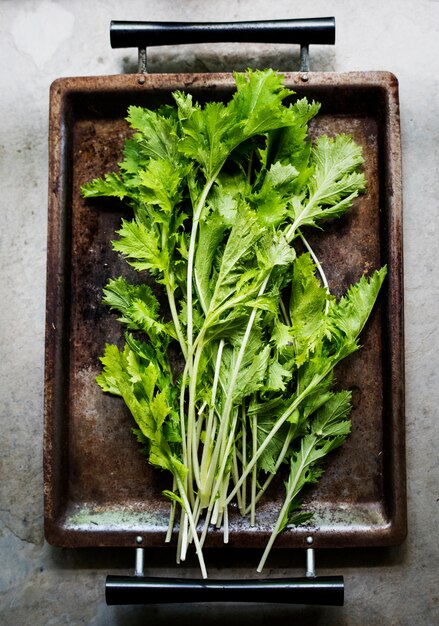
[44, 20, 405, 601]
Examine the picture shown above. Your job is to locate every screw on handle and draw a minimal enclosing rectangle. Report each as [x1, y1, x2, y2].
[110, 18, 336, 49]
[105, 575, 344, 606]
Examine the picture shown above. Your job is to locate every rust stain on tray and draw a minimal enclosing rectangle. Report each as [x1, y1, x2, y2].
[44, 71, 405, 550]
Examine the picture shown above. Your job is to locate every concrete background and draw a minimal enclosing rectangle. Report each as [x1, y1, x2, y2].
[1, 0, 438, 624]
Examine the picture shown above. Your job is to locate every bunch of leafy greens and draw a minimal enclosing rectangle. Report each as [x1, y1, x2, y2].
[82, 69, 386, 578]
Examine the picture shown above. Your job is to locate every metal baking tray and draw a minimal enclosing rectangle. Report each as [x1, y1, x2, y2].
[44, 23, 405, 563]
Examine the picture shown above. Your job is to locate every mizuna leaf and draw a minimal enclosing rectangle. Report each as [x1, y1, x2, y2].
[82, 172, 128, 199]
[112, 218, 167, 275]
[328, 266, 387, 345]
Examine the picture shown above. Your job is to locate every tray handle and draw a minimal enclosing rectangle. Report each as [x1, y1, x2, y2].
[110, 18, 335, 74]
[105, 575, 344, 606]
[110, 18, 335, 49]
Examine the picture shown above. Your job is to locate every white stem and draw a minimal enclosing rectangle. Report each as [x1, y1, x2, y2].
[199, 406, 238, 544]
[176, 508, 187, 564]
[211, 500, 219, 526]
[199, 340, 224, 496]
[300, 232, 330, 314]
[245, 424, 296, 516]
[186, 171, 221, 355]
[232, 447, 243, 513]
[165, 477, 177, 543]
[179, 511, 189, 562]
[241, 404, 247, 514]
[250, 410, 258, 527]
[196, 403, 207, 448]
[223, 502, 229, 544]
[188, 345, 202, 494]
[179, 363, 189, 470]
[219, 471, 231, 516]
[198, 400, 208, 417]
[199, 387, 235, 513]
[165, 282, 188, 359]
[257, 449, 311, 573]
[256, 487, 292, 573]
[185, 496, 201, 547]
[175, 475, 208, 579]
[185, 330, 208, 501]
[205, 408, 239, 520]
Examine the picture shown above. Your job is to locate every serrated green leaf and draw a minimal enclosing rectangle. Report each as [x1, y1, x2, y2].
[328, 266, 387, 345]
[126, 105, 181, 164]
[112, 218, 167, 275]
[230, 69, 296, 140]
[81, 172, 127, 199]
[102, 277, 159, 319]
[263, 358, 293, 393]
[138, 157, 186, 214]
[290, 253, 332, 365]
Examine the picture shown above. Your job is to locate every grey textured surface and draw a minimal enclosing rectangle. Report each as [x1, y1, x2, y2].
[1, 1, 438, 624]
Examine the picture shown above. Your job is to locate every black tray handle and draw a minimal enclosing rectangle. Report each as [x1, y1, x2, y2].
[110, 18, 335, 49]
[106, 575, 344, 606]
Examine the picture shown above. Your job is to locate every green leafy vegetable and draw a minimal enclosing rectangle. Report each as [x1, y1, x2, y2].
[82, 69, 386, 578]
